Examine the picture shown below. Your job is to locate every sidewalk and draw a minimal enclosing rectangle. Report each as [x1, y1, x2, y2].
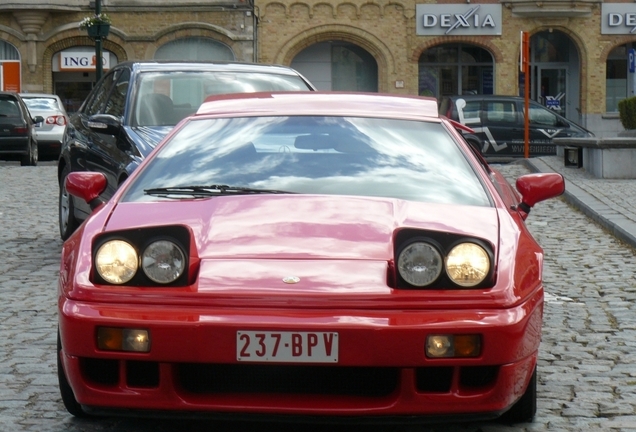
[521, 156, 636, 249]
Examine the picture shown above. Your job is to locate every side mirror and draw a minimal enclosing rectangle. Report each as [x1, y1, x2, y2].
[87, 114, 122, 135]
[65, 172, 108, 210]
[515, 173, 565, 219]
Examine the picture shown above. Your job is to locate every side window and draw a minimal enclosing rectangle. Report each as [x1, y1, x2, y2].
[485, 101, 517, 123]
[454, 98, 481, 126]
[0, 98, 21, 118]
[104, 68, 130, 117]
[462, 101, 482, 125]
[84, 71, 119, 116]
[528, 105, 558, 126]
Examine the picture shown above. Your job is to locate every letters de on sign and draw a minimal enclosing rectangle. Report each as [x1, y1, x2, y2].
[416, 4, 502, 36]
[602, 4, 636, 34]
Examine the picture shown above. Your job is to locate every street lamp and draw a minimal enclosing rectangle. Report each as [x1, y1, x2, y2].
[94, 0, 105, 82]
[80, 0, 110, 82]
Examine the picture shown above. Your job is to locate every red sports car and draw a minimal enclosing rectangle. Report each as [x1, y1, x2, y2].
[57, 92, 565, 424]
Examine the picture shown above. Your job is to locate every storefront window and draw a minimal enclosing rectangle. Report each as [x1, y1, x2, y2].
[607, 45, 630, 113]
[419, 44, 493, 97]
[155, 37, 234, 61]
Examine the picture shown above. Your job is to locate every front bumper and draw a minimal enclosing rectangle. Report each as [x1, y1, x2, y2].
[59, 290, 542, 419]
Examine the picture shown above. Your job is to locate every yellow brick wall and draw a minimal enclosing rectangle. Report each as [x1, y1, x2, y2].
[256, 0, 636, 117]
[2, 3, 636, 119]
[2, 10, 253, 94]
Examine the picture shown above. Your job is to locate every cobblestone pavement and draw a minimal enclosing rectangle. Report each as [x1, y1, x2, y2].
[2, 160, 636, 431]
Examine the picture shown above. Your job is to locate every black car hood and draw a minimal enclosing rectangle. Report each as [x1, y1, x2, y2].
[126, 125, 174, 158]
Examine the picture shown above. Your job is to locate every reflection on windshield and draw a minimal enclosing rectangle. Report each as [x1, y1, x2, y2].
[133, 72, 312, 127]
[124, 116, 491, 207]
[23, 98, 60, 110]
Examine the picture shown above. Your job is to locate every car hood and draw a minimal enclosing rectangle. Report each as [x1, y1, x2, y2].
[72, 194, 541, 309]
[105, 194, 501, 260]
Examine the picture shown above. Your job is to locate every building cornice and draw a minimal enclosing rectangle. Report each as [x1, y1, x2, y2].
[502, 0, 601, 18]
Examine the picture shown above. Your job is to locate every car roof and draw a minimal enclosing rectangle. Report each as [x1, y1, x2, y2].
[19, 93, 62, 99]
[115, 60, 307, 76]
[443, 94, 526, 101]
[196, 92, 440, 120]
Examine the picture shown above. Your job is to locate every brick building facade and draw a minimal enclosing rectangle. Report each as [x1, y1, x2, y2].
[2, 0, 636, 137]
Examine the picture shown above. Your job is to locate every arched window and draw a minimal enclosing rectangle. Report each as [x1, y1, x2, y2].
[0, 41, 19, 60]
[292, 42, 378, 92]
[419, 44, 493, 97]
[155, 37, 234, 61]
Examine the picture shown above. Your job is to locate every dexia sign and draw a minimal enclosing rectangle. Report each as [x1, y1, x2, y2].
[602, 4, 636, 34]
[416, 4, 502, 36]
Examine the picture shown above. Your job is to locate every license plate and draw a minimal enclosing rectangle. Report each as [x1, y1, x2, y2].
[237, 331, 338, 363]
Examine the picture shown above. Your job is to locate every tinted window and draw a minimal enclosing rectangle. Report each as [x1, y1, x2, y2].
[104, 68, 130, 117]
[462, 100, 482, 123]
[485, 101, 517, 123]
[124, 116, 491, 207]
[84, 70, 120, 116]
[0, 97, 22, 118]
[528, 105, 558, 126]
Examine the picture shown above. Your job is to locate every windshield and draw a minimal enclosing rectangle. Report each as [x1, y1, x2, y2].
[123, 116, 491, 207]
[132, 71, 312, 127]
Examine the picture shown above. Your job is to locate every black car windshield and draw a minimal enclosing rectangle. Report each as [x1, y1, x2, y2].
[123, 116, 491, 207]
[132, 71, 312, 127]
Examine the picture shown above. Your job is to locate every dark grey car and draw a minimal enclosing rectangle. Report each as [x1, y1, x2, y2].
[58, 60, 316, 240]
[0, 92, 44, 166]
[439, 95, 594, 158]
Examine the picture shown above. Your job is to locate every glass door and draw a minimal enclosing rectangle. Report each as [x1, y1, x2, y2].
[538, 67, 567, 117]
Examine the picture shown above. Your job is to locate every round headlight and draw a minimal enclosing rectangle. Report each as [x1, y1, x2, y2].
[95, 240, 138, 284]
[141, 240, 186, 284]
[397, 242, 443, 287]
[445, 242, 490, 287]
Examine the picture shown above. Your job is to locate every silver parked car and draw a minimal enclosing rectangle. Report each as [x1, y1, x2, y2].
[20, 93, 68, 160]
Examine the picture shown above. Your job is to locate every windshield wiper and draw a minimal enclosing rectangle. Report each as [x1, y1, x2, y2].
[144, 185, 295, 198]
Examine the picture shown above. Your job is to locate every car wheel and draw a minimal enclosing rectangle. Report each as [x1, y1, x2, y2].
[31, 140, 39, 166]
[20, 140, 38, 166]
[59, 165, 79, 240]
[499, 366, 537, 424]
[57, 330, 86, 417]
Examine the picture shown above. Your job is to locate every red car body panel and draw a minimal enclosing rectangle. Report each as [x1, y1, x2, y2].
[57, 92, 562, 422]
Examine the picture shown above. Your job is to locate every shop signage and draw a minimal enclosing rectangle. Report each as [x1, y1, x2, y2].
[416, 4, 502, 36]
[602, 4, 636, 34]
[60, 51, 110, 71]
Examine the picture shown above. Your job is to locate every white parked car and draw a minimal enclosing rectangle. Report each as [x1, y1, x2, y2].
[20, 93, 68, 160]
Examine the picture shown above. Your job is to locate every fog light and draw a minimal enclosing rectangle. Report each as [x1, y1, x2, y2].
[426, 335, 452, 357]
[426, 334, 481, 358]
[97, 327, 151, 352]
